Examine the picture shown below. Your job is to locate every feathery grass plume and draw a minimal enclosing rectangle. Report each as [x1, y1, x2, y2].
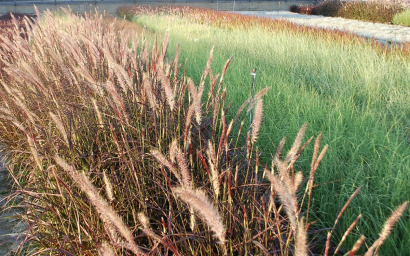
[151, 149, 182, 185]
[49, 112, 69, 147]
[13, 120, 42, 170]
[11, 95, 38, 125]
[364, 201, 408, 256]
[27, 133, 43, 171]
[285, 123, 307, 164]
[138, 212, 180, 255]
[190, 206, 197, 231]
[174, 143, 193, 188]
[251, 99, 263, 143]
[159, 68, 175, 110]
[275, 158, 293, 193]
[169, 141, 196, 231]
[142, 72, 158, 111]
[105, 79, 129, 123]
[348, 235, 366, 256]
[169, 139, 179, 163]
[54, 156, 146, 256]
[310, 133, 321, 171]
[103, 170, 114, 202]
[264, 170, 298, 231]
[206, 140, 220, 198]
[138, 212, 162, 242]
[274, 137, 286, 163]
[91, 98, 104, 126]
[294, 218, 307, 256]
[312, 143, 328, 172]
[184, 103, 194, 145]
[334, 214, 362, 255]
[187, 78, 202, 125]
[98, 242, 116, 256]
[173, 187, 226, 245]
[112, 62, 133, 92]
[294, 171, 304, 191]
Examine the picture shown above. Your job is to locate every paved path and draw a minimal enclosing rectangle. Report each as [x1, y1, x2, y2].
[0, 161, 24, 255]
[237, 11, 410, 44]
[0, 163, 14, 255]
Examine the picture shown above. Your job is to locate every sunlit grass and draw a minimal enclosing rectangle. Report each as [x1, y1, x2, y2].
[122, 7, 410, 255]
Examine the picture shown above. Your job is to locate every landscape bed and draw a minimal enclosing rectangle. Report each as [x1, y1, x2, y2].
[118, 5, 410, 255]
[0, 5, 408, 256]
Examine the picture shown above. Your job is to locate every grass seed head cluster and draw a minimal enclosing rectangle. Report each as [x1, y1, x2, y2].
[0, 8, 408, 256]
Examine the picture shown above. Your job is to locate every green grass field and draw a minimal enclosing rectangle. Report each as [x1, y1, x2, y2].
[128, 10, 410, 254]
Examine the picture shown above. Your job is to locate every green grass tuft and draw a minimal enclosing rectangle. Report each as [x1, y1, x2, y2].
[393, 8, 410, 26]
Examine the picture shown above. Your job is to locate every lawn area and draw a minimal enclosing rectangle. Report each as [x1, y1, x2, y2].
[123, 7, 410, 255]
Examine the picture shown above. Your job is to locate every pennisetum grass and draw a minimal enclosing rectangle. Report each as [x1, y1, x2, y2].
[0, 7, 407, 256]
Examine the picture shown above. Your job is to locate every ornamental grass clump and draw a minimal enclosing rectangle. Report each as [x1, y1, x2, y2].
[0, 8, 407, 256]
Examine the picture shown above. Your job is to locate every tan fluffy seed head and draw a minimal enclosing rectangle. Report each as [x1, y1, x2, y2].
[207, 141, 219, 198]
[98, 242, 115, 256]
[49, 112, 69, 147]
[152, 149, 182, 185]
[294, 218, 308, 256]
[173, 187, 226, 244]
[103, 171, 114, 202]
[364, 201, 408, 256]
[285, 123, 307, 164]
[251, 99, 263, 143]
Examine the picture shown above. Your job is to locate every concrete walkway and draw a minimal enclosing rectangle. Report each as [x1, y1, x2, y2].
[0, 161, 25, 255]
[237, 11, 410, 44]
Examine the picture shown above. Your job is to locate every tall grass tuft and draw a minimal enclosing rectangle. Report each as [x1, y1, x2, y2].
[0, 8, 407, 256]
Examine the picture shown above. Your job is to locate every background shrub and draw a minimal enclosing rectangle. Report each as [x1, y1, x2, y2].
[335, 1, 403, 23]
[305, 0, 405, 24]
[311, 0, 342, 16]
[392, 8, 410, 26]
